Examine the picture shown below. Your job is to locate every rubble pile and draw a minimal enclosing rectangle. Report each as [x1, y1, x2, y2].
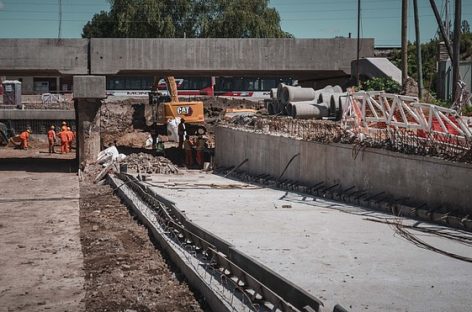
[101, 101, 138, 134]
[124, 153, 179, 174]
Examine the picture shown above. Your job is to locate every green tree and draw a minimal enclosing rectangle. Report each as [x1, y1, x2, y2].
[362, 77, 402, 94]
[82, 11, 114, 38]
[390, 20, 472, 95]
[82, 0, 292, 38]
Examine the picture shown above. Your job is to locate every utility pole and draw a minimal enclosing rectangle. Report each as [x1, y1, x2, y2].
[413, 0, 423, 99]
[445, 0, 450, 41]
[356, 0, 361, 87]
[58, 0, 62, 39]
[452, 0, 462, 98]
[401, 0, 408, 86]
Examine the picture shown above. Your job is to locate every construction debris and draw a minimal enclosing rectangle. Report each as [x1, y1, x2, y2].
[123, 153, 179, 174]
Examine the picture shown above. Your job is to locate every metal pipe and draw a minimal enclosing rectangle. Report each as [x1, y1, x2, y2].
[278, 153, 300, 182]
[224, 158, 248, 178]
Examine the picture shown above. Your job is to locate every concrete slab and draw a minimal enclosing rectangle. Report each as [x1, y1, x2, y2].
[143, 171, 472, 312]
[0, 168, 84, 311]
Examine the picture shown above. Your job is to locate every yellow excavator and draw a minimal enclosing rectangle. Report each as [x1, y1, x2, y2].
[148, 76, 206, 135]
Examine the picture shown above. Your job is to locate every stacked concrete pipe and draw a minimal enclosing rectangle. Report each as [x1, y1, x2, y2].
[267, 83, 347, 120]
[291, 101, 330, 119]
[281, 85, 317, 104]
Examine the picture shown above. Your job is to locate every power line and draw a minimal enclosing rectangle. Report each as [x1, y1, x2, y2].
[2, 13, 466, 23]
[5, 6, 469, 15]
[3, 0, 471, 7]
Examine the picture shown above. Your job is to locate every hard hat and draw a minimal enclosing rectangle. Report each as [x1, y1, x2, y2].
[51, 125, 55, 129]
[67, 127, 71, 130]
[62, 121, 67, 125]
[27, 129, 31, 133]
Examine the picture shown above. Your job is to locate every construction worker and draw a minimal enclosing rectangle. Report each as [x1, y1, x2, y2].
[58, 128, 69, 154]
[178, 118, 186, 149]
[47, 125, 56, 154]
[19, 129, 31, 149]
[183, 135, 193, 167]
[195, 135, 206, 168]
[61, 121, 68, 132]
[66, 127, 74, 153]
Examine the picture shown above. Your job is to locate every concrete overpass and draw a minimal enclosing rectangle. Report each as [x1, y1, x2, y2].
[0, 38, 374, 79]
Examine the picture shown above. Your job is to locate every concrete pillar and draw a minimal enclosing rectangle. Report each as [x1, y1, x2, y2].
[73, 76, 106, 165]
[56, 77, 60, 93]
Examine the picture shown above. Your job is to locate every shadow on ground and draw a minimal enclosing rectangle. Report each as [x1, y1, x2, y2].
[0, 158, 77, 173]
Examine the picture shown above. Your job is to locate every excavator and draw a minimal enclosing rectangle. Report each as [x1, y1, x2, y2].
[147, 76, 206, 135]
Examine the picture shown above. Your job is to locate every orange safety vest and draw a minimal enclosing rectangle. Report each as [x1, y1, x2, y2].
[58, 131, 69, 142]
[66, 130, 74, 142]
[19, 131, 29, 140]
[47, 130, 56, 141]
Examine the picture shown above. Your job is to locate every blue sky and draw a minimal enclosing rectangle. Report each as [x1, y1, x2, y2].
[0, 0, 470, 47]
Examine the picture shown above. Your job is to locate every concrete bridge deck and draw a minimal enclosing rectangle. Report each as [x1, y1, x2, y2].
[0, 38, 374, 78]
[140, 171, 472, 312]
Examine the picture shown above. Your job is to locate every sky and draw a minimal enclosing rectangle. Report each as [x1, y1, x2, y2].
[0, 0, 470, 47]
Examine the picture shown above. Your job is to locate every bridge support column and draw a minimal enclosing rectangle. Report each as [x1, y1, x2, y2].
[73, 76, 106, 165]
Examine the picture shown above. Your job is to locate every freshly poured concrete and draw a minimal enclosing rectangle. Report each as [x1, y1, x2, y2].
[143, 171, 472, 311]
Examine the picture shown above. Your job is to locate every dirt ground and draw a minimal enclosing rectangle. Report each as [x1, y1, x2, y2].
[79, 177, 205, 312]
[0, 159, 84, 312]
[0, 152, 207, 312]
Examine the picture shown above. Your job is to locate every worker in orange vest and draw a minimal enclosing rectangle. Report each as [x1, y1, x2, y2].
[47, 125, 56, 154]
[66, 127, 74, 153]
[58, 129, 69, 154]
[61, 121, 68, 132]
[19, 129, 31, 149]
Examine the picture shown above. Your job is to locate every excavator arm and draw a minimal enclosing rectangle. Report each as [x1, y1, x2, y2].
[164, 76, 179, 103]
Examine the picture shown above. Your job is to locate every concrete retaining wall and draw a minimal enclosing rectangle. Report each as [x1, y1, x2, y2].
[0, 109, 75, 120]
[215, 127, 472, 214]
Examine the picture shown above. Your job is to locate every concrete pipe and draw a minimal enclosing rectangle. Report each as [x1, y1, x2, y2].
[277, 83, 286, 101]
[271, 100, 283, 115]
[282, 86, 317, 104]
[278, 101, 288, 115]
[318, 92, 335, 106]
[286, 102, 293, 116]
[322, 85, 334, 93]
[270, 88, 278, 99]
[338, 94, 349, 112]
[289, 100, 317, 118]
[267, 101, 276, 115]
[292, 102, 329, 119]
[334, 94, 348, 121]
[332, 85, 343, 93]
